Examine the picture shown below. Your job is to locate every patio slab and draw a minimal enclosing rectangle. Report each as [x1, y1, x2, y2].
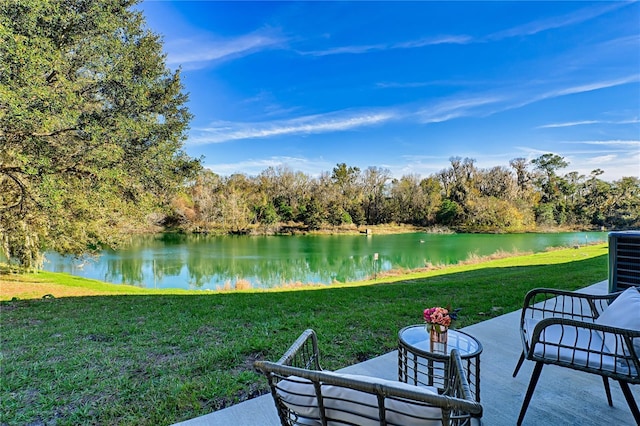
[174, 281, 639, 425]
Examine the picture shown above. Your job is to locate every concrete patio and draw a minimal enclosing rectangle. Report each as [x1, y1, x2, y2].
[174, 281, 639, 425]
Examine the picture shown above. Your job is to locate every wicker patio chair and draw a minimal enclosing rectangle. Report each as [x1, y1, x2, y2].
[254, 329, 483, 426]
[513, 288, 640, 425]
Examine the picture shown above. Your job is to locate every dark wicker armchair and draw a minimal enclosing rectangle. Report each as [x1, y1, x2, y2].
[513, 288, 640, 425]
[254, 329, 483, 426]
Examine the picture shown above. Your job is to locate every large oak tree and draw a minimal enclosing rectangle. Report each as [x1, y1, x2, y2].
[0, 0, 200, 268]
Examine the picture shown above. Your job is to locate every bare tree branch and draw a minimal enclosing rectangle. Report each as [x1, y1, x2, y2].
[31, 127, 78, 137]
[0, 171, 25, 211]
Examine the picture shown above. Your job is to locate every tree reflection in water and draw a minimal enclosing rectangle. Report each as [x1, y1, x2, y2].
[43, 232, 607, 291]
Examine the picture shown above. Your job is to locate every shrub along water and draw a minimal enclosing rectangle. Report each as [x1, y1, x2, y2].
[0, 244, 608, 425]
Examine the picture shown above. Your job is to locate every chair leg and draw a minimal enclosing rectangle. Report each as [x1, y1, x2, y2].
[618, 380, 640, 424]
[517, 361, 544, 426]
[602, 376, 613, 407]
[513, 352, 525, 377]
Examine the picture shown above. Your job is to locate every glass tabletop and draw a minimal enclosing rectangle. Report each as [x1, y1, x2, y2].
[398, 324, 482, 357]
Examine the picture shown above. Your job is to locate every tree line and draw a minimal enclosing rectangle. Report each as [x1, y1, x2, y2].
[174, 154, 640, 235]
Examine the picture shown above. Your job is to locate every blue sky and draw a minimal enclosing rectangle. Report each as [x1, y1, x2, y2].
[139, 1, 640, 181]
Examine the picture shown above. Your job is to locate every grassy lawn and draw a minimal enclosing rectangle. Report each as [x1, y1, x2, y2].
[1, 244, 608, 425]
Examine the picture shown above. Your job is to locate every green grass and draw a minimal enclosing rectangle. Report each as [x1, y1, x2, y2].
[0, 244, 609, 425]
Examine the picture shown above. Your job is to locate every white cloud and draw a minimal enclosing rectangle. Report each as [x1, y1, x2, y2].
[585, 154, 618, 165]
[471, 75, 640, 118]
[190, 71, 637, 146]
[538, 120, 601, 129]
[165, 29, 288, 68]
[189, 110, 397, 145]
[376, 79, 483, 89]
[376, 75, 636, 127]
[538, 119, 640, 129]
[550, 75, 640, 97]
[299, 43, 386, 56]
[486, 2, 628, 40]
[417, 96, 504, 123]
[296, 3, 626, 58]
[563, 140, 640, 147]
[392, 35, 473, 48]
[503, 75, 640, 112]
[297, 35, 471, 56]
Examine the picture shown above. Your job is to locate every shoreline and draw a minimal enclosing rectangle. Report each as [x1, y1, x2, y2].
[179, 221, 610, 237]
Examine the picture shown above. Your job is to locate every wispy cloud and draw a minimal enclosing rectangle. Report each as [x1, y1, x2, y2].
[562, 140, 640, 147]
[296, 3, 626, 58]
[194, 73, 638, 146]
[417, 96, 504, 123]
[584, 154, 618, 165]
[377, 73, 638, 127]
[486, 2, 628, 40]
[494, 74, 640, 114]
[393, 35, 473, 48]
[538, 120, 601, 129]
[299, 43, 386, 56]
[165, 29, 288, 68]
[189, 110, 397, 145]
[236, 91, 302, 117]
[297, 35, 471, 56]
[161, 2, 631, 70]
[299, 2, 629, 59]
[538, 119, 640, 129]
[549, 75, 640, 97]
[376, 79, 484, 89]
[192, 95, 504, 146]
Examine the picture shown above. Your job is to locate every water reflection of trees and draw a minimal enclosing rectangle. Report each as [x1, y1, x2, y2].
[97, 234, 388, 289]
[183, 246, 375, 289]
[48, 232, 608, 290]
[104, 256, 145, 286]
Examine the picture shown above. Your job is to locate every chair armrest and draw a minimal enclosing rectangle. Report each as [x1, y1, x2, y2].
[275, 329, 322, 371]
[446, 348, 479, 404]
[520, 288, 620, 324]
[254, 330, 321, 426]
[527, 317, 640, 382]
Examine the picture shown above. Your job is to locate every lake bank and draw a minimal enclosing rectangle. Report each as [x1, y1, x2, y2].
[189, 221, 604, 236]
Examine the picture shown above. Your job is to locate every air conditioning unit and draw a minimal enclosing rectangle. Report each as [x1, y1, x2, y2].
[608, 231, 640, 292]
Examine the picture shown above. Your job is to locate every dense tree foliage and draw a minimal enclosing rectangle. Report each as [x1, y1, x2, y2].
[0, 0, 200, 268]
[182, 155, 639, 234]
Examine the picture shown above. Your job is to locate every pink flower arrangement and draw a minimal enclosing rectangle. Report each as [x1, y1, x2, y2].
[424, 306, 460, 333]
[424, 307, 452, 328]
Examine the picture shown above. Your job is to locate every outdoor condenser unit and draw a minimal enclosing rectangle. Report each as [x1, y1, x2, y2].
[608, 231, 640, 292]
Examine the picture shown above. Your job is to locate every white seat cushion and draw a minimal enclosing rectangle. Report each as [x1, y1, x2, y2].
[595, 286, 640, 356]
[276, 373, 444, 426]
[524, 318, 626, 373]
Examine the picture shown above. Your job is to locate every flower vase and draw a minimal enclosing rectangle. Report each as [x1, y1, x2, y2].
[428, 325, 448, 353]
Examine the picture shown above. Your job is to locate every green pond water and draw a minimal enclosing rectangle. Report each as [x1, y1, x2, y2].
[43, 232, 607, 290]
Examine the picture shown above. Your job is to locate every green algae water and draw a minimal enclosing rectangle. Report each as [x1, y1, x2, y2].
[43, 232, 607, 290]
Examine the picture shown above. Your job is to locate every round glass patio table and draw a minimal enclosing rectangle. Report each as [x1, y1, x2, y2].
[398, 324, 483, 402]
